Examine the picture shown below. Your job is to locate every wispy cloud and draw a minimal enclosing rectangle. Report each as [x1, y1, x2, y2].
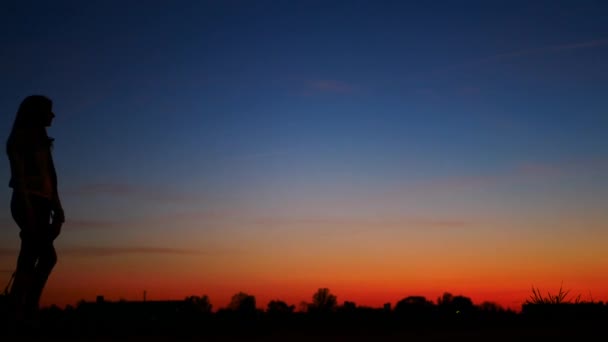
[1, 245, 241, 258]
[515, 156, 608, 178]
[60, 246, 203, 257]
[64, 219, 121, 230]
[382, 157, 608, 199]
[0, 246, 203, 257]
[515, 162, 564, 178]
[0, 248, 18, 256]
[250, 216, 472, 231]
[427, 37, 608, 77]
[64, 183, 199, 203]
[487, 38, 608, 61]
[0, 216, 13, 226]
[64, 208, 235, 231]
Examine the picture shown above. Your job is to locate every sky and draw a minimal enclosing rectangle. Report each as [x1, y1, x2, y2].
[1, 0, 607, 311]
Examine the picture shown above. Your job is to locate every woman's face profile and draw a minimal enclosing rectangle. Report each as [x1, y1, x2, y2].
[43, 109, 55, 127]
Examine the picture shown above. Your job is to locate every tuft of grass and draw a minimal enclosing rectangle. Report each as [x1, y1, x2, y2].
[525, 282, 582, 305]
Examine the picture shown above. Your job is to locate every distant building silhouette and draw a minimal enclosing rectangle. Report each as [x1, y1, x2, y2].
[78, 296, 190, 322]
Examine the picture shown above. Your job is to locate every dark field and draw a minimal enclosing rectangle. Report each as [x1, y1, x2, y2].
[5, 327, 605, 342]
[3, 315, 606, 342]
[3, 298, 608, 341]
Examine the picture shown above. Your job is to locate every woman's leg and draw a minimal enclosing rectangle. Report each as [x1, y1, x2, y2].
[9, 192, 38, 321]
[28, 241, 57, 315]
[9, 193, 52, 322]
[10, 238, 38, 321]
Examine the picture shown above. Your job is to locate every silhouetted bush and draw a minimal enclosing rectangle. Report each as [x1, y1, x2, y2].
[267, 300, 295, 316]
[437, 292, 476, 318]
[478, 301, 503, 313]
[8, 288, 607, 338]
[308, 288, 337, 314]
[394, 295, 435, 321]
[184, 295, 212, 315]
[228, 292, 256, 314]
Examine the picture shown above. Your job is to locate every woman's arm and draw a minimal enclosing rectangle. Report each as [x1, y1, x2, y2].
[49, 146, 65, 224]
[7, 140, 36, 229]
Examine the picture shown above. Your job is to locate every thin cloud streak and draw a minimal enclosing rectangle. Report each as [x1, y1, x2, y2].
[427, 37, 608, 77]
[63, 209, 234, 231]
[380, 156, 608, 199]
[464, 38, 608, 65]
[1, 245, 245, 258]
[250, 216, 472, 230]
[515, 162, 564, 178]
[0, 216, 14, 227]
[61, 246, 203, 257]
[64, 183, 200, 203]
[0, 248, 18, 256]
[490, 38, 608, 60]
[64, 219, 122, 230]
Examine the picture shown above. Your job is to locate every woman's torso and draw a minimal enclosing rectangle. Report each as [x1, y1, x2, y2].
[7, 130, 56, 199]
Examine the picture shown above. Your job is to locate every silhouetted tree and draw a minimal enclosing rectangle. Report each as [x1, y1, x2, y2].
[437, 292, 474, 316]
[395, 296, 434, 315]
[478, 301, 503, 313]
[394, 296, 435, 323]
[267, 300, 295, 315]
[396, 296, 433, 308]
[341, 301, 357, 311]
[309, 288, 337, 313]
[452, 296, 474, 313]
[184, 295, 212, 314]
[298, 301, 310, 313]
[228, 292, 256, 314]
[437, 292, 453, 306]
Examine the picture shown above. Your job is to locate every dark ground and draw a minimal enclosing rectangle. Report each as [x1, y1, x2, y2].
[5, 328, 605, 342]
[3, 303, 607, 341]
[3, 320, 606, 342]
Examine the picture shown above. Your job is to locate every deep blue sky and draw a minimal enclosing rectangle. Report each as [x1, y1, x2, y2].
[1, 1, 608, 307]
[1, 0, 607, 220]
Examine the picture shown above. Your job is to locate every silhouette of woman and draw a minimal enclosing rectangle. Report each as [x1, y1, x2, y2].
[6, 95, 64, 323]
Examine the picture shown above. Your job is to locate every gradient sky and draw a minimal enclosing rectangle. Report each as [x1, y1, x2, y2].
[1, 0, 608, 311]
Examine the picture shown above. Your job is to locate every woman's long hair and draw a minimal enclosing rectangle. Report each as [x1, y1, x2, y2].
[7, 95, 54, 153]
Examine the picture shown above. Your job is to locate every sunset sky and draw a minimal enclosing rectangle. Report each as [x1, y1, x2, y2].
[1, 0, 607, 311]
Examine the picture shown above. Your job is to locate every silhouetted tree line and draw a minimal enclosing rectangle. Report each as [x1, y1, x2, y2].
[3, 287, 607, 337]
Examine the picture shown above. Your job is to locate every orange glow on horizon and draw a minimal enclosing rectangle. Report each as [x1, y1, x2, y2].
[39, 263, 608, 313]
